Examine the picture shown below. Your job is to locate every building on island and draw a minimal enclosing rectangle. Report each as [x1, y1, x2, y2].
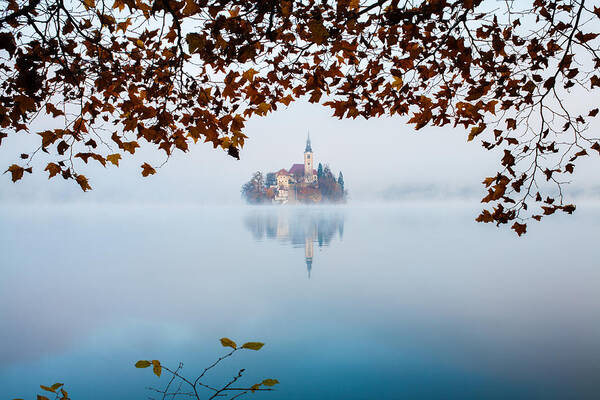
[241, 132, 344, 204]
[271, 134, 318, 204]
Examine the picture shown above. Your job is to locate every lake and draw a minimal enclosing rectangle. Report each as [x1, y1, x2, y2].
[1, 203, 599, 399]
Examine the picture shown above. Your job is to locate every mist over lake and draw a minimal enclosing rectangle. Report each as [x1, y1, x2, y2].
[1, 203, 599, 399]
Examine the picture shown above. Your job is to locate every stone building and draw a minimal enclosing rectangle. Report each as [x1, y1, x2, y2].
[272, 134, 318, 204]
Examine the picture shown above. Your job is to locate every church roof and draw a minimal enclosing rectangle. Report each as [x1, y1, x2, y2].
[305, 134, 312, 152]
[276, 168, 289, 176]
[289, 164, 305, 175]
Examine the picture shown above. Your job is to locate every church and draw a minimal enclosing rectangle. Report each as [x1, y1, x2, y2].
[271, 134, 318, 204]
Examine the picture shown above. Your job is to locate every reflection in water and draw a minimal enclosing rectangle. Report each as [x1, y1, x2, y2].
[244, 208, 344, 278]
[3, 205, 600, 400]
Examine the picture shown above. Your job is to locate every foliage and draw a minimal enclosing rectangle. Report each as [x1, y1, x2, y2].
[296, 185, 322, 202]
[136, 337, 278, 399]
[13, 382, 69, 400]
[2, 0, 600, 232]
[16, 338, 278, 400]
[317, 163, 324, 180]
[241, 171, 268, 204]
[337, 171, 344, 192]
[318, 165, 344, 202]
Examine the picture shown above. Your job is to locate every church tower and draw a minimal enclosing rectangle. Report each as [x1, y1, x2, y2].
[304, 133, 314, 182]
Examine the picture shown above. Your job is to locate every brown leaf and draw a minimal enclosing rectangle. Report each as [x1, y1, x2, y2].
[5, 164, 25, 182]
[141, 163, 156, 177]
[228, 146, 240, 160]
[511, 222, 527, 236]
[76, 174, 92, 191]
[106, 153, 121, 166]
[45, 163, 61, 179]
[308, 19, 329, 45]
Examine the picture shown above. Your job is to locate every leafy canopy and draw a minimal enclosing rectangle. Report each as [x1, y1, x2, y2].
[1, 0, 600, 233]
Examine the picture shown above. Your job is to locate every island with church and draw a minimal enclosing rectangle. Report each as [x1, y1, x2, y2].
[241, 135, 347, 204]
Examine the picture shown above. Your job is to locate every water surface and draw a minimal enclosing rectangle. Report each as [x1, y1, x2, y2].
[1, 204, 598, 399]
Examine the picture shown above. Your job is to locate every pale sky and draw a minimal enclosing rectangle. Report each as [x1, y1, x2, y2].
[0, 98, 598, 205]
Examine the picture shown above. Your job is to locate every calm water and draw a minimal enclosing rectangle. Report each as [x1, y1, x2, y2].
[1, 204, 599, 399]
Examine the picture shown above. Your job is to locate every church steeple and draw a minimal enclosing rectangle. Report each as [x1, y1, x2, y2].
[305, 132, 312, 153]
[303, 131, 314, 181]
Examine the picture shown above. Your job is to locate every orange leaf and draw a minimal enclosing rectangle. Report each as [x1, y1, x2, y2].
[141, 163, 156, 177]
[76, 174, 92, 191]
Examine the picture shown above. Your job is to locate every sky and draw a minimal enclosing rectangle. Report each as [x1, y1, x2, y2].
[2, 3, 600, 206]
[1, 97, 599, 205]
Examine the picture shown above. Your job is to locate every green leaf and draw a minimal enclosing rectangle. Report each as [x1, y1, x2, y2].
[220, 337, 237, 349]
[241, 342, 264, 351]
[262, 379, 279, 387]
[135, 360, 151, 368]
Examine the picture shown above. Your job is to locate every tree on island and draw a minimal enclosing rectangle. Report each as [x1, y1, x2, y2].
[1, 0, 600, 233]
[317, 163, 324, 181]
[337, 172, 344, 193]
[319, 165, 344, 202]
[241, 171, 268, 204]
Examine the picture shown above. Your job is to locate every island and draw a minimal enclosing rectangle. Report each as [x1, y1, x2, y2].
[242, 135, 346, 204]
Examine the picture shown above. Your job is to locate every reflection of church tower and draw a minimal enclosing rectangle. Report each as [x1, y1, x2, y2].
[304, 133, 313, 182]
[304, 235, 314, 278]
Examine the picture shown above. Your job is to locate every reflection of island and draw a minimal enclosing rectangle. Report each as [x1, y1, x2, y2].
[244, 210, 344, 278]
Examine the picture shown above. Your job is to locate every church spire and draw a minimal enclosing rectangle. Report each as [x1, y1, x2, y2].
[305, 131, 312, 153]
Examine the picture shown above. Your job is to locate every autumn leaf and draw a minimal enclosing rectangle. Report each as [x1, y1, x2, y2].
[220, 337, 237, 349]
[468, 124, 486, 141]
[279, 95, 294, 106]
[511, 222, 527, 236]
[250, 383, 261, 393]
[0, 32, 16, 56]
[242, 68, 258, 81]
[228, 146, 240, 159]
[391, 76, 403, 89]
[308, 19, 329, 45]
[121, 141, 140, 154]
[45, 163, 61, 179]
[241, 342, 264, 351]
[574, 32, 599, 43]
[141, 163, 156, 177]
[40, 385, 57, 393]
[135, 360, 151, 368]
[76, 174, 92, 191]
[45, 103, 64, 117]
[261, 379, 279, 387]
[5, 164, 29, 182]
[152, 360, 162, 377]
[186, 33, 205, 53]
[106, 153, 121, 166]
